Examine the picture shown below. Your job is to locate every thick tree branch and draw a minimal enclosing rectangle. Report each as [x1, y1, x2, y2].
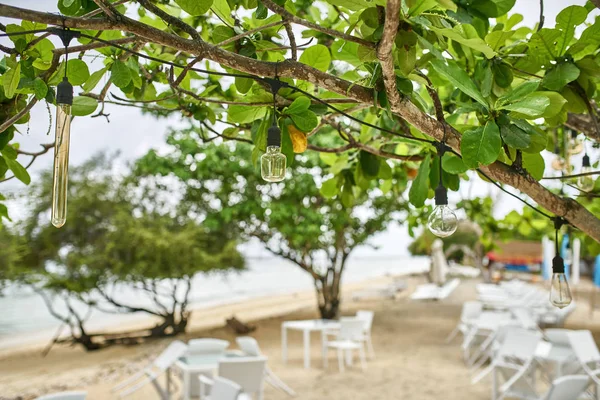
[377, 0, 402, 108]
[259, 0, 375, 48]
[566, 113, 600, 142]
[92, 0, 119, 20]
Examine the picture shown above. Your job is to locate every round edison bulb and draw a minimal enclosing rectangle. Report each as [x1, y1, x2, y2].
[427, 205, 458, 238]
[550, 272, 572, 309]
[261, 146, 286, 182]
[579, 166, 595, 192]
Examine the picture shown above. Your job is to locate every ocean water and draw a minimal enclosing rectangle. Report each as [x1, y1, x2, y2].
[0, 255, 429, 349]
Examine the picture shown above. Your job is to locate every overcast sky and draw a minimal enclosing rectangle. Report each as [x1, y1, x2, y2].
[0, 0, 597, 257]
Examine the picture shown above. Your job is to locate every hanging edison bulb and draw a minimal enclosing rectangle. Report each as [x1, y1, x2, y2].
[578, 154, 595, 192]
[51, 77, 73, 228]
[549, 255, 572, 309]
[567, 130, 584, 155]
[427, 142, 457, 238]
[261, 124, 286, 182]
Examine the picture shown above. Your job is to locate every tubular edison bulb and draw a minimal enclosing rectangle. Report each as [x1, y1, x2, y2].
[568, 130, 583, 155]
[578, 154, 595, 192]
[549, 256, 572, 309]
[51, 77, 73, 228]
[428, 185, 458, 238]
[261, 125, 286, 182]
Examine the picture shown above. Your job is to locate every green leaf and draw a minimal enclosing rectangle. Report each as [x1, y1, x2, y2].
[512, 119, 547, 153]
[555, 5, 588, 55]
[522, 152, 545, 180]
[428, 25, 496, 59]
[83, 67, 107, 92]
[430, 59, 488, 108]
[359, 151, 380, 178]
[3, 63, 21, 99]
[110, 60, 132, 89]
[409, 154, 430, 208]
[4, 157, 30, 184]
[212, 0, 235, 26]
[500, 93, 550, 117]
[537, 91, 567, 118]
[175, 0, 212, 15]
[228, 105, 267, 124]
[492, 63, 513, 88]
[408, 0, 438, 16]
[33, 78, 48, 100]
[71, 96, 98, 116]
[461, 121, 502, 168]
[1, 145, 17, 160]
[471, 0, 516, 17]
[485, 30, 513, 51]
[500, 123, 530, 149]
[286, 96, 311, 115]
[299, 45, 331, 72]
[496, 80, 540, 106]
[325, 0, 372, 11]
[66, 59, 90, 86]
[481, 65, 493, 98]
[321, 178, 339, 199]
[213, 26, 235, 44]
[442, 153, 468, 174]
[541, 62, 580, 91]
[290, 110, 318, 132]
[235, 76, 253, 94]
[528, 28, 560, 66]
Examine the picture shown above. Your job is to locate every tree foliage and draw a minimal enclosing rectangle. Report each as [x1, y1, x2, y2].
[136, 137, 409, 317]
[0, 1, 599, 239]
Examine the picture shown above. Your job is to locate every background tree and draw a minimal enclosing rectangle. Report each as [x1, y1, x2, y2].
[136, 136, 409, 318]
[0, 1, 599, 242]
[18, 154, 245, 350]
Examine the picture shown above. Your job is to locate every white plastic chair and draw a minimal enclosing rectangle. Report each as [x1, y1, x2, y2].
[35, 392, 87, 400]
[178, 338, 230, 398]
[542, 375, 589, 400]
[471, 328, 541, 400]
[356, 310, 375, 359]
[446, 301, 483, 344]
[218, 357, 267, 400]
[236, 337, 296, 397]
[323, 318, 367, 372]
[199, 376, 242, 400]
[568, 330, 600, 398]
[112, 340, 188, 399]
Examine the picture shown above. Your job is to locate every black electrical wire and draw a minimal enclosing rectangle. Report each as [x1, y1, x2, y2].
[1, 26, 577, 227]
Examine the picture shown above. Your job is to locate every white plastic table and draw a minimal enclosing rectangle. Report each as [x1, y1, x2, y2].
[281, 319, 340, 369]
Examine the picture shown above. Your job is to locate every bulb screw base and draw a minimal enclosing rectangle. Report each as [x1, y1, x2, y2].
[267, 124, 281, 147]
[583, 154, 591, 167]
[434, 185, 448, 205]
[552, 255, 565, 274]
[56, 77, 73, 105]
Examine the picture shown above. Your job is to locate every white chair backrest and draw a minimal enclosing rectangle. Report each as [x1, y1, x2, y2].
[187, 338, 230, 356]
[219, 357, 267, 395]
[209, 377, 242, 400]
[35, 392, 87, 400]
[153, 340, 188, 370]
[236, 336, 261, 356]
[568, 330, 600, 366]
[544, 329, 571, 346]
[356, 310, 374, 331]
[497, 328, 541, 362]
[544, 375, 589, 400]
[338, 318, 366, 341]
[511, 308, 538, 331]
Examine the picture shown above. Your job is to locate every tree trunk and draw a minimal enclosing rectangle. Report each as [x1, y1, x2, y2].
[149, 312, 189, 337]
[316, 280, 341, 320]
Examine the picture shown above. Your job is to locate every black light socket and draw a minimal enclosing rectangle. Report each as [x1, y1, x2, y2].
[434, 184, 448, 205]
[552, 255, 565, 274]
[56, 77, 73, 105]
[583, 154, 591, 167]
[267, 124, 281, 147]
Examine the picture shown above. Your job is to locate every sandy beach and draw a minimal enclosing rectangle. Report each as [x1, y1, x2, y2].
[2, 274, 600, 400]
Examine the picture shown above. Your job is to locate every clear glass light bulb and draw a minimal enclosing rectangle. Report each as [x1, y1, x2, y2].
[427, 205, 458, 238]
[51, 103, 71, 228]
[568, 135, 583, 155]
[579, 166, 595, 192]
[549, 272, 572, 309]
[261, 146, 286, 182]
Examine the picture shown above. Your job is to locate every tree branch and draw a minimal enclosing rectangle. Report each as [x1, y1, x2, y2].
[217, 20, 283, 47]
[92, 0, 119, 20]
[566, 113, 600, 142]
[137, 0, 200, 40]
[284, 21, 297, 61]
[259, 0, 375, 48]
[377, 0, 402, 108]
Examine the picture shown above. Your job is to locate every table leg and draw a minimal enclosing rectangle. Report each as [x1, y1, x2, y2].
[282, 325, 288, 364]
[303, 330, 311, 369]
[183, 369, 190, 400]
[492, 365, 497, 400]
[166, 367, 171, 400]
